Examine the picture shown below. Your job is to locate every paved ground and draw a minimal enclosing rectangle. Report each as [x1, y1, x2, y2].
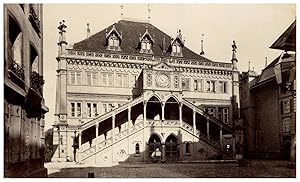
[46, 160, 296, 178]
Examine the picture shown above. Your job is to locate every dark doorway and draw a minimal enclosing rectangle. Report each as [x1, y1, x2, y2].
[165, 134, 178, 162]
[148, 133, 162, 162]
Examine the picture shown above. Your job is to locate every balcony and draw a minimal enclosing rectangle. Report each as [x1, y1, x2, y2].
[8, 59, 25, 89]
[30, 71, 44, 95]
[29, 4, 41, 34]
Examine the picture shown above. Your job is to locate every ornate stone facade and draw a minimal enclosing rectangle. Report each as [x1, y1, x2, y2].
[52, 19, 242, 163]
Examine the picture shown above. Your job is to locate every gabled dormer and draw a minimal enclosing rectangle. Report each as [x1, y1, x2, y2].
[106, 24, 122, 51]
[139, 26, 154, 54]
[170, 29, 184, 57]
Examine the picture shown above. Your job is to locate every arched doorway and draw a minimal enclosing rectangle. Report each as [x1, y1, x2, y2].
[165, 134, 178, 162]
[148, 133, 162, 162]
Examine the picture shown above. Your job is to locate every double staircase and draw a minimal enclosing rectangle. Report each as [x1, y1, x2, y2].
[78, 95, 234, 163]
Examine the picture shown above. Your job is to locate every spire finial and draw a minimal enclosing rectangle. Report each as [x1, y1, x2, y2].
[248, 61, 250, 71]
[87, 23, 90, 38]
[231, 40, 237, 61]
[200, 33, 204, 55]
[147, 4, 151, 23]
[120, 5, 124, 19]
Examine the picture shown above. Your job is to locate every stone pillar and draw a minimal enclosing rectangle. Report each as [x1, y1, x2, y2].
[220, 127, 223, 146]
[206, 119, 210, 140]
[161, 143, 166, 163]
[112, 114, 115, 163]
[193, 109, 196, 135]
[161, 102, 165, 121]
[128, 107, 131, 158]
[78, 131, 82, 163]
[128, 107, 131, 130]
[179, 103, 183, 127]
[143, 101, 147, 122]
[95, 123, 99, 145]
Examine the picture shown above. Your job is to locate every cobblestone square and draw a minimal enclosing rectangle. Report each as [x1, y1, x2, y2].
[46, 160, 296, 178]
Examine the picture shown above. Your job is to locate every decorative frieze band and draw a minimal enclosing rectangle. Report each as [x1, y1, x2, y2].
[67, 49, 232, 69]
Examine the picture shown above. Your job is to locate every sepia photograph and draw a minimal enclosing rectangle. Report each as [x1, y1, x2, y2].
[2, 1, 297, 178]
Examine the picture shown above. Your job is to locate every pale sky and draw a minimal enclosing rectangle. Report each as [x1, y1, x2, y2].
[43, 4, 296, 130]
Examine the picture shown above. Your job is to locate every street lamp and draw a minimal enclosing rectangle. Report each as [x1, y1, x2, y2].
[274, 51, 296, 95]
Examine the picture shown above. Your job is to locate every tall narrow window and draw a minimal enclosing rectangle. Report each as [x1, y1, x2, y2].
[103, 103, 108, 114]
[76, 72, 81, 85]
[108, 73, 113, 86]
[92, 72, 98, 85]
[102, 73, 107, 86]
[194, 80, 198, 91]
[70, 72, 75, 85]
[282, 117, 291, 133]
[207, 107, 216, 117]
[71, 103, 75, 117]
[206, 80, 216, 92]
[182, 78, 190, 90]
[223, 108, 229, 123]
[135, 143, 140, 154]
[123, 74, 128, 87]
[219, 81, 227, 93]
[199, 80, 203, 92]
[116, 74, 122, 87]
[86, 72, 92, 85]
[87, 103, 91, 117]
[93, 103, 98, 117]
[77, 103, 81, 117]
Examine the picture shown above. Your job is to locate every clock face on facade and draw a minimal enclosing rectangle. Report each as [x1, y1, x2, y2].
[156, 74, 170, 88]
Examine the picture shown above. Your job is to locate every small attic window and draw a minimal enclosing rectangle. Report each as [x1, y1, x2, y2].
[108, 33, 119, 47]
[107, 33, 120, 51]
[171, 40, 183, 57]
[139, 27, 154, 55]
[106, 24, 122, 52]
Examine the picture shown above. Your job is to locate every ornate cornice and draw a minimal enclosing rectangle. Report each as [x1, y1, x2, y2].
[66, 49, 232, 70]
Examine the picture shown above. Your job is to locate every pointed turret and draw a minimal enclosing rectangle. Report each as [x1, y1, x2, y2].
[57, 20, 68, 55]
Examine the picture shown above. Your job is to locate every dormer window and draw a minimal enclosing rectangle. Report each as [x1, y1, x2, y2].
[170, 29, 184, 57]
[139, 26, 154, 54]
[108, 33, 119, 48]
[106, 24, 122, 51]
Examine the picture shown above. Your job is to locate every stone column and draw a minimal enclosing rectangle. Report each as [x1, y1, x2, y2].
[78, 131, 82, 163]
[128, 107, 131, 159]
[161, 143, 166, 163]
[162, 102, 165, 121]
[179, 103, 183, 127]
[143, 101, 147, 122]
[220, 127, 223, 146]
[206, 119, 210, 140]
[112, 114, 115, 163]
[193, 109, 196, 135]
[95, 123, 99, 146]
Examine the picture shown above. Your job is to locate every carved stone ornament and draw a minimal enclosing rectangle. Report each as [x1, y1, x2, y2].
[156, 73, 170, 88]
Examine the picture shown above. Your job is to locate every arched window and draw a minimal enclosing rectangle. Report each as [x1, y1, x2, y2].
[135, 143, 140, 154]
[8, 16, 22, 66]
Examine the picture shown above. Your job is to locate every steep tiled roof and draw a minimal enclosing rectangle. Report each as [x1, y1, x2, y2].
[73, 20, 212, 62]
[270, 20, 296, 51]
[251, 54, 296, 88]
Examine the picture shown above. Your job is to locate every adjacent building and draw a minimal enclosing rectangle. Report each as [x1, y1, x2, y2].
[240, 20, 296, 160]
[4, 4, 48, 177]
[52, 18, 243, 164]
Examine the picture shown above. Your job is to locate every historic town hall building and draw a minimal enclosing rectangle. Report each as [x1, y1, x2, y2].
[52, 19, 243, 164]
